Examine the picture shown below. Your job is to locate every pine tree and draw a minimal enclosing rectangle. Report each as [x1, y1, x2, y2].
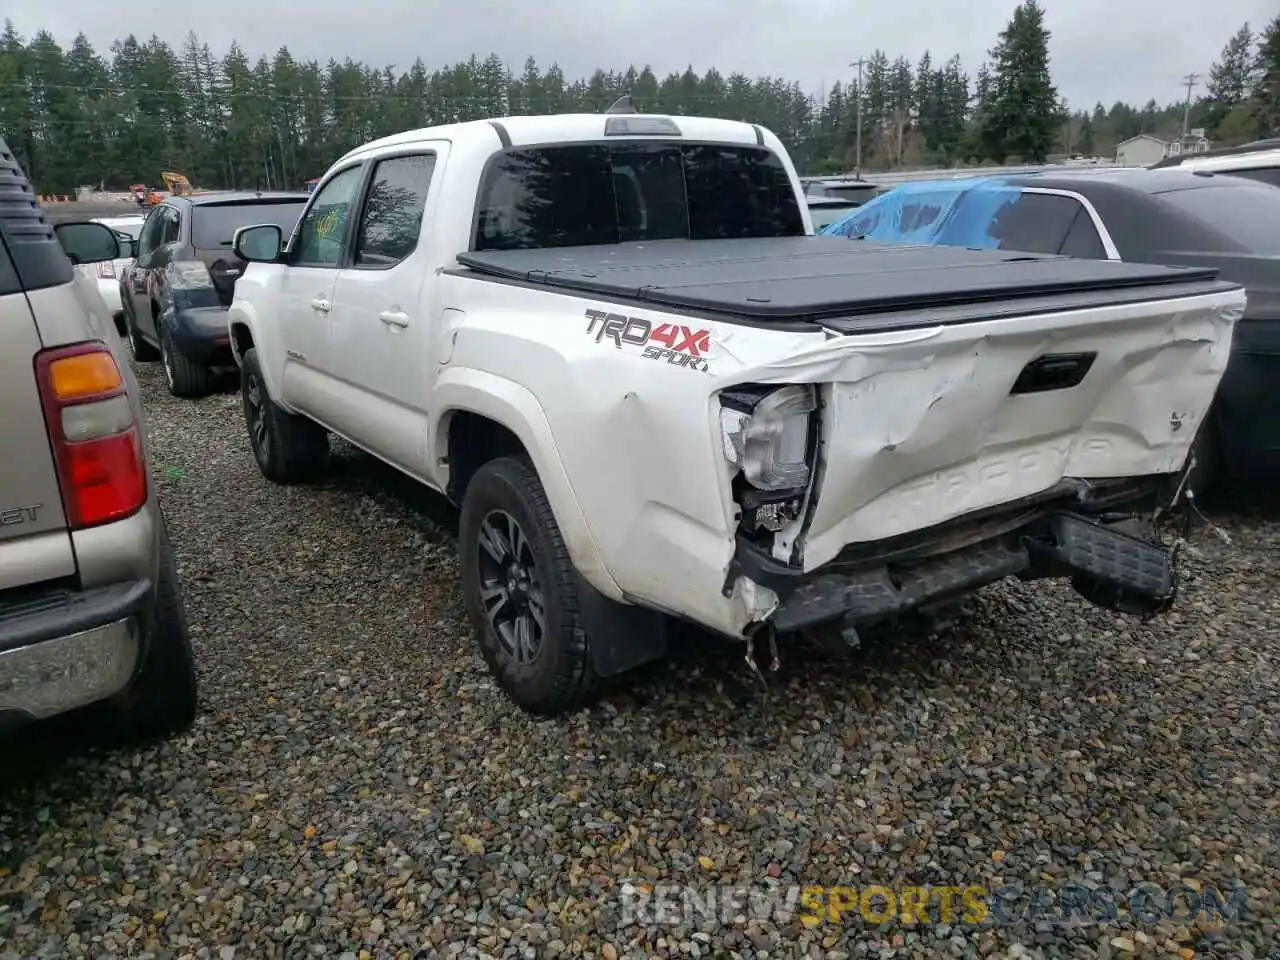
[1204, 24, 1258, 135]
[1251, 15, 1280, 136]
[980, 0, 1060, 163]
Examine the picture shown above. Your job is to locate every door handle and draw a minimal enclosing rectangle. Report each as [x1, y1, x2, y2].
[311, 297, 331, 313]
[379, 310, 409, 328]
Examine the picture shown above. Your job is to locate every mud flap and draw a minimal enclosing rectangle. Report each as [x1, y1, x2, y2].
[1024, 513, 1177, 617]
[576, 574, 670, 678]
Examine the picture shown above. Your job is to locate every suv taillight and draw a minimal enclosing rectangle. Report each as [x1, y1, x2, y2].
[96, 260, 116, 279]
[35, 342, 147, 529]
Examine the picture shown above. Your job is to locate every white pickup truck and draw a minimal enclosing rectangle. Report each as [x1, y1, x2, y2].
[226, 106, 1244, 715]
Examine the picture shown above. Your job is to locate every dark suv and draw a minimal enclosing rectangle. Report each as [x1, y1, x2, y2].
[0, 137, 197, 741]
[120, 192, 308, 397]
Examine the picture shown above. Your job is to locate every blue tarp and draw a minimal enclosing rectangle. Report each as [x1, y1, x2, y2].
[818, 177, 1025, 249]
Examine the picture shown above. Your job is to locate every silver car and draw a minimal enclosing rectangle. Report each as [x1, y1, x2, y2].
[0, 138, 197, 740]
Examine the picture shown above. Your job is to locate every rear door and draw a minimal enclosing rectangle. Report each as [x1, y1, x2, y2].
[0, 212, 76, 591]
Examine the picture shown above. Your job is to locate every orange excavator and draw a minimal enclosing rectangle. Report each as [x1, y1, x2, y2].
[131, 172, 199, 208]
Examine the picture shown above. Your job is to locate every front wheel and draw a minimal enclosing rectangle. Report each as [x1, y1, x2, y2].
[124, 301, 160, 362]
[241, 347, 330, 483]
[459, 456, 601, 716]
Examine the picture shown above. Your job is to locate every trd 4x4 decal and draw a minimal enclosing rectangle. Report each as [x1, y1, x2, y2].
[584, 309, 711, 372]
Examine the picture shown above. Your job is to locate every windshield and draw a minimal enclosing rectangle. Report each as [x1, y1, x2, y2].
[108, 222, 143, 239]
[808, 204, 860, 229]
[473, 142, 804, 250]
[192, 200, 307, 250]
[1156, 183, 1280, 254]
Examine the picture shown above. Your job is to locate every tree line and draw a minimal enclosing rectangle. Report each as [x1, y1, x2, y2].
[1, 1, 1277, 195]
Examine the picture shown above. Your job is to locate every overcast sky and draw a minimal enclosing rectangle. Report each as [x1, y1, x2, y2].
[8, 0, 1276, 110]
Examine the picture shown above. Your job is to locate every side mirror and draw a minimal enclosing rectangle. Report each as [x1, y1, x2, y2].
[233, 224, 283, 263]
[54, 222, 121, 265]
[115, 233, 138, 258]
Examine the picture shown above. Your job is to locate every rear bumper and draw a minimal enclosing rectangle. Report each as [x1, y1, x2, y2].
[733, 479, 1179, 634]
[170, 305, 233, 362]
[0, 580, 150, 722]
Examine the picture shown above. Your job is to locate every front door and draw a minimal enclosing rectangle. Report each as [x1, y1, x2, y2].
[326, 149, 441, 473]
[128, 205, 170, 334]
[273, 163, 366, 429]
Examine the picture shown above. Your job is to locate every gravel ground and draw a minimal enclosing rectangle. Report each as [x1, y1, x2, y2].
[1, 359, 1277, 960]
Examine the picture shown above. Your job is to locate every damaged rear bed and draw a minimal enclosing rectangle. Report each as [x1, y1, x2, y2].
[452, 235, 1244, 640]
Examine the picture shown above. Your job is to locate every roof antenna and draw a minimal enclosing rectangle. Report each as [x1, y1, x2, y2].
[606, 94, 637, 115]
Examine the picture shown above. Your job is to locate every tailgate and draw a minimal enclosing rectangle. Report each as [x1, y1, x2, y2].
[0, 292, 75, 589]
[192, 248, 244, 307]
[794, 284, 1244, 564]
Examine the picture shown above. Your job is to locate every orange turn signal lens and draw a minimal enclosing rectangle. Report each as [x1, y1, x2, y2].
[47, 351, 122, 400]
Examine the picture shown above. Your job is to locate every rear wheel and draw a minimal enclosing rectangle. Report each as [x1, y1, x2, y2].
[124, 301, 159, 362]
[111, 519, 198, 743]
[157, 312, 212, 398]
[241, 347, 330, 483]
[459, 456, 602, 716]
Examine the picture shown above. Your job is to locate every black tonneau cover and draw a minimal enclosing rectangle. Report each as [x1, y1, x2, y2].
[456, 236, 1227, 324]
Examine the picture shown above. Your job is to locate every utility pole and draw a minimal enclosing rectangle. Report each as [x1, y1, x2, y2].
[849, 58, 866, 178]
[1181, 73, 1200, 137]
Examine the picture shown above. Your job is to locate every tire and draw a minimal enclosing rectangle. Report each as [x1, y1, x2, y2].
[459, 456, 601, 716]
[157, 310, 212, 398]
[113, 519, 198, 743]
[241, 347, 330, 483]
[124, 301, 160, 362]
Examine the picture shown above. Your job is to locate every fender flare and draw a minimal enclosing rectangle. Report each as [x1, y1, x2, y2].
[432, 366, 623, 602]
[225, 302, 297, 413]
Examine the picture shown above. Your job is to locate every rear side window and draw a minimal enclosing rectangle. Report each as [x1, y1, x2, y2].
[1156, 184, 1280, 254]
[987, 193, 1082, 255]
[354, 154, 436, 267]
[473, 142, 804, 251]
[193, 201, 307, 250]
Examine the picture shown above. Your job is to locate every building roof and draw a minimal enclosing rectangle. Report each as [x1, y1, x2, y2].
[1115, 134, 1168, 147]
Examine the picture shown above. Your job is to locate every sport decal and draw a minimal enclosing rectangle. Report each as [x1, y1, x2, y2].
[583, 309, 712, 373]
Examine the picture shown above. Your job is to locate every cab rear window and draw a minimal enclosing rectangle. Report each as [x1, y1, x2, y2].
[192, 201, 307, 250]
[473, 142, 804, 251]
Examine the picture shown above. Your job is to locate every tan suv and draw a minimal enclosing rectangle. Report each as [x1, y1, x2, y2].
[0, 138, 197, 741]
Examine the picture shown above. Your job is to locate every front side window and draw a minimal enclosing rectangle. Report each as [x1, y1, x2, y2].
[473, 142, 804, 251]
[293, 165, 364, 267]
[158, 207, 181, 246]
[136, 208, 166, 257]
[354, 154, 437, 267]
